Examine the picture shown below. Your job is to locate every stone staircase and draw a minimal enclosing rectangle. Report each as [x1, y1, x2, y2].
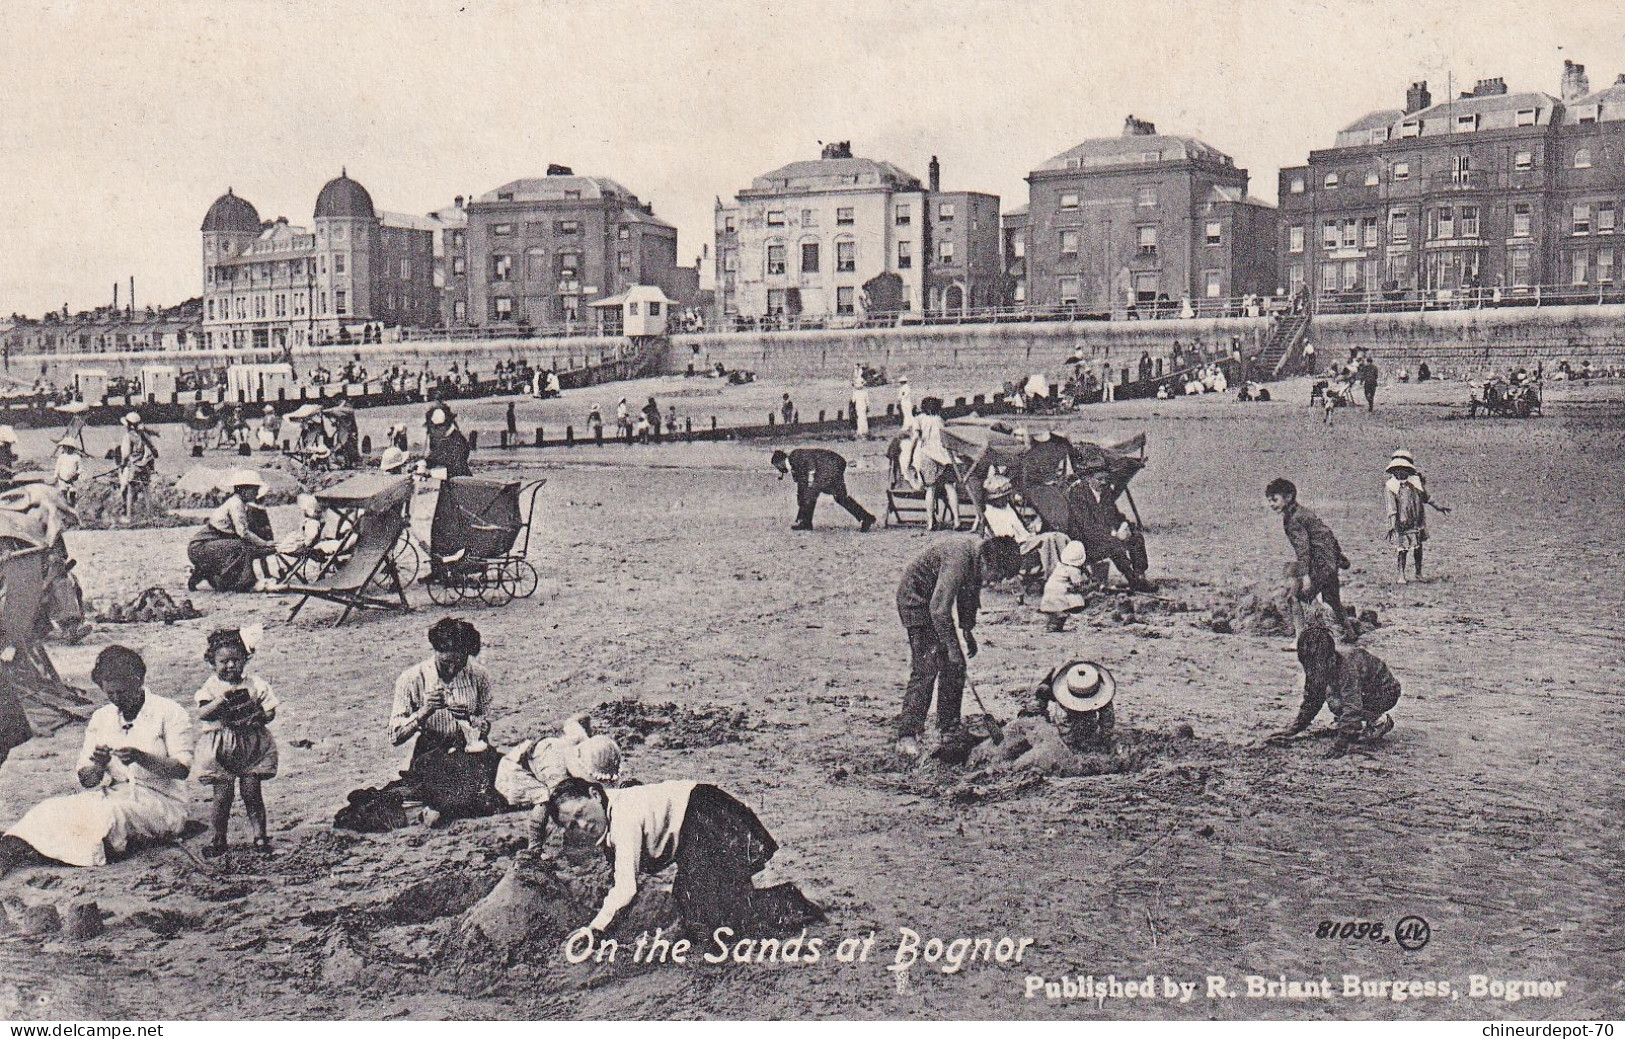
[1257, 311, 1311, 379]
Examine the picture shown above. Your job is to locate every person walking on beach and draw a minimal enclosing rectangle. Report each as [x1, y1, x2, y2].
[1266, 478, 1358, 644]
[1360, 356, 1380, 412]
[1384, 449, 1448, 584]
[771, 448, 874, 531]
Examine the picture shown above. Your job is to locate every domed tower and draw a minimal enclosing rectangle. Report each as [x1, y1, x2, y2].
[313, 168, 377, 330]
[201, 188, 262, 347]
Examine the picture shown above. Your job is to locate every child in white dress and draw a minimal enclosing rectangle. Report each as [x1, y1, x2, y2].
[194, 627, 279, 858]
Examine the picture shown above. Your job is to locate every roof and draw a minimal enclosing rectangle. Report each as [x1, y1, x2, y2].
[1402, 91, 1558, 136]
[1205, 185, 1274, 209]
[1003, 203, 1029, 219]
[314, 171, 376, 220]
[201, 189, 262, 234]
[618, 207, 675, 230]
[589, 285, 675, 308]
[748, 156, 923, 193]
[476, 176, 636, 204]
[380, 211, 437, 232]
[1034, 133, 1235, 173]
[1561, 81, 1625, 124]
[1341, 108, 1405, 133]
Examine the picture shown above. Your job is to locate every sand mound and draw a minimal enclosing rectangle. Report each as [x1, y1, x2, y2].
[594, 699, 750, 750]
[93, 586, 204, 624]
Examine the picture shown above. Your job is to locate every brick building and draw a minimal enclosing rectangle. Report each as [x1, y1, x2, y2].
[1277, 60, 1625, 302]
[451, 168, 696, 332]
[1023, 116, 1277, 314]
[922, 156, 1007, 315]
[201, 172, 436, 351]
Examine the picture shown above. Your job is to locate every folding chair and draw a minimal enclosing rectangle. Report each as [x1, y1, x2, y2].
[279, 509, 411, 625]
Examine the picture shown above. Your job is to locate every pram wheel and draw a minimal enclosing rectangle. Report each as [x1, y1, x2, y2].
[389, 536, 422, 586]
[426, 573, 467, 605]
[477, 563, 515, 607]
[503, 559, 539, 599]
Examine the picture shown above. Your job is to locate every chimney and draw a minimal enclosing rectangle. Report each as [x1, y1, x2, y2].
[546, 164, 574, 176]
[1472, 77, 1507, 97]
[454, 195, 464, 209]
[1405, 81, 1432, 114]
[820, 141, 852, 160]
[1617, 73, 1625, 85]
[1122, 115, 1157, 136]
[1562, 60, 1589, 102]
[112, 282, 118, 311]
[928, 155, 941, 193]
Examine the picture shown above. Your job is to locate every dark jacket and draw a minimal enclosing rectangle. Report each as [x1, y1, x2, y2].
[1282, 501, 1345, 582]
[1292, 647, 1402, 738]
[896, 537, 982, 640]
[1067, 483, 1130, 558]
[786, 448, 848, 494]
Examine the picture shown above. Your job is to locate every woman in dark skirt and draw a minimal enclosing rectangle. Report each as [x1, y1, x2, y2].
[546, 778, 818, 941]
[187, 470, 276, 591]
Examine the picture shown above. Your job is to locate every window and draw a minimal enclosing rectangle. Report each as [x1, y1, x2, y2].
[526, 248, 548, 280]
[1369, 128, 1389, 146]
[938, 202, 955, 220]
[1393, 162, 1410, 181]
[557, 250, 581, 278]
[553, 220, 579, 235]
[1400, 121, 1421, 138]
[274, 294, 286, 317]
[1014, 281, 1026, 303]
[1289, 226, 1304, 253]
[1061, 192, 1081, 210]
[836, 241, 856, 272]
[563, 189, 581, 200]
[801, 242, 820, 273]
[1204, 270, 1221, 298]
[1600, 203, 1617, 234]
[1137, 225, 1157, 253]
[1574, 149, 1592, 169]
[294, 293, 306, 317]
[452, 255, 466, 275]
[1577, 104, 1599, 124]
[1133, 185, 1155, 208]
[1509, 246, 1531, 286]
[647, 301, 661, 317]
[1057, 276, 1080, 305]
[1572, 252, 1588, 285]
[1287, 262, 1304, 295]
[1364, 170, 1379, 186]
[938, 240, 954, 262]
[766, 210, 786, 227]
[895, 204, 911, 226]
[1321, 261, 1341, 291]
[1289, 177, 1305, 194]
[1390, 210, 1409, 244]
[723, 216, 736, 234]
[493, 296, 513, 320]
[1514, 150, 1533, 172]
[836, 287, 855, 315]
[1516, 107, 1538, 127]
[319, 291, 327, 314]
[335, 290, 348, 315]
[1012, 236, 1024, 258]
[1362, 216, 1379, 248]
[254, 296, 266, 318]
[1205, 221, 1221, 245]
[1451, 154, 1471, 184]
[1600, 249, 1616, 283]
[1324, 173, 1339, 189]
[492, 254, 513, 281]
[1342, 219, 1357, 249]
[1455, 113, 1478, 132]
[802, 209, 817, 228]
[722, 248, 738, 273]
[207, 299, 214, 320]
[1573, 204, 1591, 235]
[400, 258, 410, 278]
[617, 250, 632, 273]
[1435, 206, 1455, 239]
[1059, 230, 1079, 258]
[1323, 220, 1338, 249]
[897, 240, 912, 269]
[836, 207, 854, 226]
[1461, 205, 1479, 238]
[1513, 204, 1531, 238]
[493, 223, 513, 236]
[627, 302, 641, 317]
[766, 243, 787, 275]
[333, 253, 346, 275]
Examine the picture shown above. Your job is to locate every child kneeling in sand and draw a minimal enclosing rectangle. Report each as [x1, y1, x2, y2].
[1266, 627, 1400, 757]
[1039, 541, 1091, 632]
[496, 713, 623, 848]
[194, 627, 279, 857]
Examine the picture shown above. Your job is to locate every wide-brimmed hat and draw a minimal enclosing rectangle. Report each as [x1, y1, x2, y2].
[226, 468, 264, 490]
[55, 436, 81, 451]
[428, 407, 451, 426]
[288, 403, 323, 420]
[983, 474, 1015, 501]
[379, 446, 409, 473]
[1386, 457, 1417, 473]
[564, 736, 622, 783]
[1050, 661, 1116, 714]
[122, 412, 142, 427]
[1060, 540, 1088, 568]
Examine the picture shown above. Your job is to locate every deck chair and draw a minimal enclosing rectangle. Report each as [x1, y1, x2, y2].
[280, 509, 410, 625]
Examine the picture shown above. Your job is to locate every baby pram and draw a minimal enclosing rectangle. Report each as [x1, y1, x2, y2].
[425, 477, 546, 607]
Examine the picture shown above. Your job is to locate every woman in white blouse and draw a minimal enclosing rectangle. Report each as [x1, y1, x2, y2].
[186, 470, 276, 592]
[0, 646, 192, 874]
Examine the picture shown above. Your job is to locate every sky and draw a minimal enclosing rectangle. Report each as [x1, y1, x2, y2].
[2, 0, 1623, 317]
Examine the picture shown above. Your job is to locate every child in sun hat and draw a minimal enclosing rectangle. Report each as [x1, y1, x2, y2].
[1039, 540, 1092, 632]
[495, 712, 623, 848]
[1025, 659, 1117, 752]
[1384, 449, 1449, 584]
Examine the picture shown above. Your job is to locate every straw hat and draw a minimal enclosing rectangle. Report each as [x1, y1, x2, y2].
[1049, 661, 1117, 714]
[288, 403, 323, 420]
[1060, 540, 1088, 568]
[226, 469, 264, 490]
[379, 446, 409, 473]
[1387, 449, 1417, 473]
[564, 736, 622, 784]
[122, 412, 142, 427]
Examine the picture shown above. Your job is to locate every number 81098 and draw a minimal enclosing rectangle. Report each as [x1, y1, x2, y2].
[1316, 920, 1387, 941]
